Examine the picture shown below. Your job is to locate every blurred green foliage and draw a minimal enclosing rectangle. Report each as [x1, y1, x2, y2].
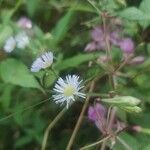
[0, 0, 150, 149]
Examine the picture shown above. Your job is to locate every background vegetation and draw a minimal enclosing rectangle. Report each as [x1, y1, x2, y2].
[0, 0, 150, 149]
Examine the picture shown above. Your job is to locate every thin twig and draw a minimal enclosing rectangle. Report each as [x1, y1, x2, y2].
[41, 108, 67, 150]
[107, 107, 117, 133]
[100, 12, 116, 150]
[80, 135, 112, 150]
[80, 127, 127, 150]
[114, 55, 133, 73]
[102, 13, 112, 64]
[66, 81, 95, 150]
[101, 141, 107, 150]
[0, 98, 50, 122]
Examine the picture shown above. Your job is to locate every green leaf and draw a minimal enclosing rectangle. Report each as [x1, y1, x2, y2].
[114, 133, 139, 150]
[43, 70, 58, 88]
[51, 9, 75, 45]
[119, 7, 149, 20]
[15, 136, 32, 148]
[0, 26, 13, 46]
[55, 53, 99, 71]
[26, 0, 39, 17]
[71, 4, 96, 13]
[0, 59, 41, 89]
[114, 0, 126, 7]
[139, 0, 150, 28]
[143, 144, 150, 150]
[0, 84, 14, 109]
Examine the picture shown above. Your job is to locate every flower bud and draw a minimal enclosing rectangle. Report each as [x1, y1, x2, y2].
[121, 106, 142, 113]
[128, 56, 145, 65]
[17, 17, 32, 29]
[101, 96, 141, 107]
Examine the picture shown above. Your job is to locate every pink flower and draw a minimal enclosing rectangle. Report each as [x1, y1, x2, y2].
[88, 103, 106, 121]
[88, 103, 107, 134]
[119, 38, 135, 54]
[91, 27, 104, 42]
[17, 17, 32, 29]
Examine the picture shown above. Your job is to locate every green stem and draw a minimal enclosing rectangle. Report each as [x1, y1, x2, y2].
[80, 135, 112, 150]
[41, 108, 67, 150]
[141, 128, 150, 134]
[66, 81, 95, 150]
[117, 137, 132, 150]
[86, 92, 109, 97]
[87, 0, 101, 14]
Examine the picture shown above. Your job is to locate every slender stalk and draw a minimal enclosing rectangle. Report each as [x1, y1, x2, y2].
[100, 141, 107, 150]
[117, 137, 132, 150]
[107, 107, 117, 133]
[80, 135, 112, 150]
[102, 13, 112, 64]
[141, 128, 150, 134]
[106, 106, 112, 128]
[87, 0, 101, 14]
[100, 12, 117, 150]
[80, 127, 127, 150]
[66, 81, 95, 150]
[0, 98, 50, 122]
[114, 55, 133, 73]
[41, 108, 66, 150]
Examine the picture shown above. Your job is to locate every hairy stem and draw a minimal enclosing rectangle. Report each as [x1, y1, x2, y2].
[100, 12, 117, 150]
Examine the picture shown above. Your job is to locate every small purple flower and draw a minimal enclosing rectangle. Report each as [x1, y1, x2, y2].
[17, 17, 32, 29]
[85, 25, 136, 56]
[91, 27, 104, 42]
[88, 103, 107, 134]
[110, 31, 121, 46]
[88, 103, 106, 121]
[119, 38, 135, 54]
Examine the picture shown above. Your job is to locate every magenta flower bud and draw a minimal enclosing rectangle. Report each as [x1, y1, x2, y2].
[17, 17, 32, 29]
[119, 38, 135, 53]
[128, 56, 145, 65]
[84, 42, 97, 52]
[132, 125, 142, 132]
[88, 103, 106, 122]
[88, 103, 107, 134]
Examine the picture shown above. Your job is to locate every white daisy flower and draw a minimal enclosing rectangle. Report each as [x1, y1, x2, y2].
[31, 52, 53, 72]
[53, 75, 86, 108]
[3, 36, 16, 53]
[15, 32, 29, 49]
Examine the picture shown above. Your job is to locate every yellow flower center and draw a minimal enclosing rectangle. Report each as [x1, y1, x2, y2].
[64, 85, 76, 96]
